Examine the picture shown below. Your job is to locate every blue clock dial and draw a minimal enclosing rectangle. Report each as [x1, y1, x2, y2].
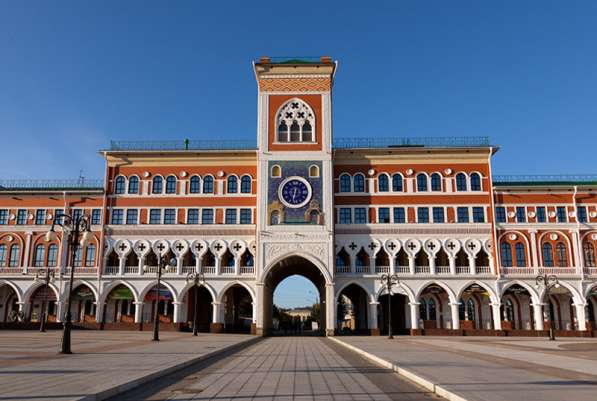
[278, 177, 312, 208]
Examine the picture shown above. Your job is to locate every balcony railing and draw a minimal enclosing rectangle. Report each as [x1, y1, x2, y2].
[123, 265, 139, 274]
[64, 266, 98, 274]
[396, 265, 410, 273]
[0, 267, 23, 274]
[221, 266, 235, 274]
[355, 265, 370, 273]
[436, 266, 451, 274]
[501, 266, 580, 277]
[493, 174, 597, 185]
[455, 266, 470, 274]
[584, 267, 597, 276]
[375, 265, 390, 274]
[181, 265, 195, 274]
[334, 264, 496, 276]
[415, 266, 431, 274]
[104, 266, 119, 275]
[0, 178, 104, 190]
[333, 136, 490, 149]
[239, 266, 254, 275]
[201, 266, 216, 274]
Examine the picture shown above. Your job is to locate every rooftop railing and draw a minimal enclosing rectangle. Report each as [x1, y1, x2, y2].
[109, 139, 257, 151]
[0, 179, 104, 190]
[493, 174, 597, 185]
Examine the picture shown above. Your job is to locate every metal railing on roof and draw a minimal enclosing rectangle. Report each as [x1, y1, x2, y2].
[109, 139, 257, 151]
[0, 179, 104, 190]
[492, 174, 597, 185]
[333, 136, 490, 149]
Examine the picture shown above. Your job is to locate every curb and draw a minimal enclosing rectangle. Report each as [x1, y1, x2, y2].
[82, 336, 262, 401]
[328, 337, 469, 401]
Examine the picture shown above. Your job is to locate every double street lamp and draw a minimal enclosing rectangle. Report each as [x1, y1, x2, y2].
[380, 273, 400, 339]
[186, 271, 205, 336]
[143, 255, 176, 342]
[45, 212, 93, 354]
[34, 267, 55, 333]
[535, 273, 560, 341]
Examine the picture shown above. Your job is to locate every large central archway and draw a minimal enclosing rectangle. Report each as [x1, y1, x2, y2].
[259, 255, 332, 336]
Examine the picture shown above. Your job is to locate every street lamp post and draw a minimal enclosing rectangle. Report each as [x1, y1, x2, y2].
[144, 255, 176, 342]
[186, 271, 205, 336]
[535, 273, 560, 341]
[381, 273, 400, 339]
[35, 267, 55, 332]
[45, 212, 93, 354]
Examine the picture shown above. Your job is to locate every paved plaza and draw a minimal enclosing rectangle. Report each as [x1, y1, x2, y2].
[333, 336, 597, 401]
[0, 330, 255, 401]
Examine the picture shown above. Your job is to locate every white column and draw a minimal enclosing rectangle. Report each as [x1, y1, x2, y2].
[134, 301, 143, 323]
[251, 302, 257, 324]
[450, 303, 460, 330]
[570, 231, 581, 274]
[532, 303, 544, 331]
[55, 301, 65, 322]
[212, 301, 223, 324]
[95, 302, 105, 323]
[408, 256, 415, 275]
[325, 283, 335, 336]
[574, 303, 587, 331]
[172, 301, 183, 323]
[449, 256, 456, 275]
[235, 257, 240, 276]
[429, 255, 436, 275]
[529, 230, 538, 267]
[468, 254, 476, 275]
[176, 257, 182, 275]
[491, 303, 502, 330]
[409, 302, 420, 330]
[369, 301, 379, 332]
[23, 231, 33, 274]
[389, 255, 396, 274]
[138, 256, 145, 275]
[118, 256, 125, 276]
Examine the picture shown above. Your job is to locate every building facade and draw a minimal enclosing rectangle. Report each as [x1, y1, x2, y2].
[1, 56, 597, 336]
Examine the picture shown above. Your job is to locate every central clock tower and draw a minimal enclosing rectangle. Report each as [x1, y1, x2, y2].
[253, 56, 337, 335]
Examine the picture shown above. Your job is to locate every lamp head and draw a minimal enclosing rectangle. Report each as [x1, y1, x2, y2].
[45, 229, 58, 242]
[168, 257, 177, 267]
[80, 231, 93, 246]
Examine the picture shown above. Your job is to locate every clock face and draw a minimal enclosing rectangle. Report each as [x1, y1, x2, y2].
[278, 176, 312, 208]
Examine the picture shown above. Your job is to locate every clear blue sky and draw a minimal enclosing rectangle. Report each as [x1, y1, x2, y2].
[2, 1, 596, 306]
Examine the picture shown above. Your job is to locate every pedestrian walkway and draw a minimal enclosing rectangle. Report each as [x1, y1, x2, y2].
[332, 336, 597, 401]
[110, 337, 438, 401]
[0, 330, 255, 401]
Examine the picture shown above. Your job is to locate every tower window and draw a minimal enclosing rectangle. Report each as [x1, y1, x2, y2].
[276, 98, 316, 143]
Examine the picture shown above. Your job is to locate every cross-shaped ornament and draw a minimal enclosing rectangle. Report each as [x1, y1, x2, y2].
[175, 243, 185, 252]
[467, 243, 477, 251]
[137, 243, 146, 252]
[388, 242, 397, 251]
[156, 243, 166, 253]
[233, 243, 242, 252]
[427, 242, 436, 250]
[368, 242, 377, 251]
[447, 242, 456, 251]
[194, 243, 204, 252]
[213, 242, 223, 252]
[118, 243, 128, 252]
[407, 242, 417, 251]
[348, 242, 358, 251]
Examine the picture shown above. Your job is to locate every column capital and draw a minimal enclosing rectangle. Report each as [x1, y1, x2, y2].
[133, 301, 144, 305]
[408, 302, 421, 306]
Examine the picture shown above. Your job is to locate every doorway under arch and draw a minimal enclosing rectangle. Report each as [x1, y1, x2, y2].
[260, 255, 329, 336]
[336, 283, 369, 334]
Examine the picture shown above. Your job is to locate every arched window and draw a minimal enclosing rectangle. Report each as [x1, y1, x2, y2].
[189, 176, 201, 193]
[584, 242, 596, 267]
[84, 244, 95, 267]
[152, 176, 163, 194]
[240, 176, 251, 193]
[165, 175, 177, 194]
[128, 176, 139, 194]
[392, 174, 403, 192]
[431, 173, 442, 191]
[309, 165, 319, 178]
[556, 242, 567, 267]
[277, 98, 316, 143]
[339, 174, 351, 192]
[470, 173, 482, 191]
[353, 174, 365, 192]
[378, 174, 389, 192]
[203, 176, 214, 194]
[227, 176, 238, 193]
[515, 242, 526, 267]
[114, 176, 125, 194]
[34, 244, 45, 267]
[501, 242, 513, 267]
[505, 299, 515, 322]
[47, 244, 58, 267]
[416, 174, 428, 192]
[456, 173, 467, 191]
[271, 165, 281, 178]
[542, 243, 553, 267]
[0, 244, 5, 267]
[277, 120, 289, 142]
[309, 210, 319, 224]
[270, 210, 280, 225]
[466, 299, 476, 321]
[9, 244, 20, 267]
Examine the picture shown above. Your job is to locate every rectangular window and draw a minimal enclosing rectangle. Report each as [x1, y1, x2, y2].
[240, 208, 252, 224]
[472, 207, 485, 223]
[202, 209, 214, 224]
[378, 207, 390, 223]
[111, 209, 124, 225]
[85, 245, 96, 267]
[16, 209, 27, 225]
[516, 206, 526, 223]
[457, 207, 469, 223]
[354, 207, 367, 224]
[73, 246, 83, 267]
[187, 208, 199, 224]
[0, 209, 7, 225]
[149, 209, 161, 224]
[578, 206, 588, 223]
[536, 206, 546, 223]
[417, 207, 429, 223]
[432, 207, 444, 223]
[339, 208, 352, 224]
[8, 245, 20, 267]
[54, 209, 64, 224]
[556, 206, 567, 223]
[91, 209, 101, 225]
[393, 207, 405, 223]
[495, 206, 506, 223]
[72, 208, 83, 222]
[225, 209, 237, 224]
[35, 209, 46, 225]
[126, 209, 138, 225]
[164, 208, 176, 224]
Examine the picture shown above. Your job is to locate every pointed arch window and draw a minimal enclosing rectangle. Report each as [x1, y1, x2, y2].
[416, 174, 428, 192]
[189, 176, 201, 193]
[378, 174, 389, 192]
[353, 174, 365, 192]
[240, 176, 251, 193]
[339, 174, 351, 192]
[456, 173, 467, 191]
[392, 174, 403, 192]
[203, 176, 214, 194]
[227, 176, 238, 193]
[276, 99, 316, 143]
[152, 176, 163, 194]
[584, 242, 596, 267]
[431, 173, 442, 191]
[166, 175, 177, 194]
[114, 176, 125, 194]
[128, 176, 139, 194]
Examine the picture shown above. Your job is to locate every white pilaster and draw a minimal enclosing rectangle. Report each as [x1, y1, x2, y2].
[450, 303, 460, 330]
[532, 303, 544, 331]
[490, 303, 502, 330]
[134, 301, 143, 323]
[409, 302, 420, 330]
[369, 301, 379, 331]
[574, 303, 587, 331]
